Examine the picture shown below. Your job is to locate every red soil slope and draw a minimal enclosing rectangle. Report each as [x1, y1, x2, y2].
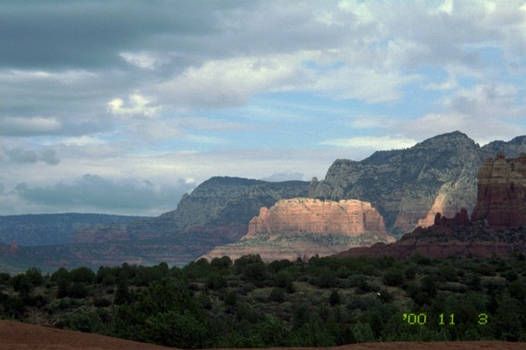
[0, 320, 171, 350]
[0, 320, 525, 350]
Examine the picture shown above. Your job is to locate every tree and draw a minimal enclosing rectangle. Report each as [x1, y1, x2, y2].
[211, 256, 232, 270]
[225, 290, 238, 307]
[11, 274, 31, 297]
[315, 267, 337, 288]
[383, 267, 405, 286]
[205, 273, 227, 290]
[25, 268, 43, 286]
[352, 322, 375, 343]
[329, 290, 340, 306]
[68, 282, 89, 298]
[114, 277, 130, 305]
[70, 267, 95, 284]
[269, 287, 285, 303]
[144, 311, 208, 348]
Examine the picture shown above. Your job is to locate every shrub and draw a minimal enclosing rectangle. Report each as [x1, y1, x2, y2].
[314, 267, 337, 288]
[509, 280, 526, 301]
[269, 287, 285, 303]
[211, 256, 233, 270]
[11, 274, 32, 296]
[329, 290, 340, 306]
[144, 311, 207, 348]
[93, 297, 112, 307]
[206, 273, 227, 290]
[52, 268, 70, 283]
[65, 308, 104, 333]
[25, 268, 44, 286]
[225, 290, 238, 307]
[352, 322, 375, 343]
[68, 282, 89, 298]
[383, 267, 405, 287]
[439, 264, 458, 282]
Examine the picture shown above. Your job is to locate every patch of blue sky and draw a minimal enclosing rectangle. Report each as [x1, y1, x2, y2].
[477, 46, 503, 66]
[302, 60, 345, 72]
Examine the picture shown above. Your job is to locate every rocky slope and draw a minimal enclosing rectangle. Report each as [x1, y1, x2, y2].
[0, 213, 146, 246]
[335, 154, 526, 259]
[203, 198, 395, 261]
[310, 131, 526, 237]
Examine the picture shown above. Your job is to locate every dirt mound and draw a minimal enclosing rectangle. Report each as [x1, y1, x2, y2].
[0, 320, 524, 350]
[0, 320, 171, 350]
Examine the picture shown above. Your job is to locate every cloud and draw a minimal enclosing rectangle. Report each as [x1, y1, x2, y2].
[4, 147, 60, 165]
[0, 117, 62, 136]
[445, 83, 524, 118]
[14, 174, 194, 214]
[119, 51, 163, 70]
[108, 93, 160, 118]
[320, 136, 417, 150]
[155, 52, 313, 108]
[0, 69, 97, 82]
[311, 67, 419, 103]
[60, 136, 106, 146]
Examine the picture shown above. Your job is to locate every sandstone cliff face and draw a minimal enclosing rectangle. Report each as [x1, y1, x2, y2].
[203, 198, 395, 261]
[471, 153, 526, 229]
[334, 155, 526, 260]
[245, 198, 387, 238]
[309, 132, 526, 237]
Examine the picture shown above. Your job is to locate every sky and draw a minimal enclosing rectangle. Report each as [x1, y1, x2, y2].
[1, 0, 526, 216]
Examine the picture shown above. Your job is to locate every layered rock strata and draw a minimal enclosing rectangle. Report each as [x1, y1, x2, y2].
[471, 153, 526, 229]
[309, 132, 526, 237]
[334, 154, 526, 259]
[202, 198, 395, 261]
[245, 198, 388, 237]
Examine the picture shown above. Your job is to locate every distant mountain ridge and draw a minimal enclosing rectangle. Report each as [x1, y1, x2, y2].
[0, 213, 147, 246]
[5, 131, 526, 270]
[335, 154, 526, 259]
[310, 131, 526, 237]
[74, 177, 310, 244]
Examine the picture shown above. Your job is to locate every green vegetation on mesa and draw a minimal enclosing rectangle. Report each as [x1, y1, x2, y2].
[1, 255, 526, 347]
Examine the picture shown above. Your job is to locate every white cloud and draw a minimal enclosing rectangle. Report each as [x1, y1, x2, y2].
[156, 52, 316, 108]
[320, 136, 417, 149]
[107, 93, 160, 118]
[155, 49, 418, 107]
[119, 52, 162, 70]
[425, 77, 457, 90]
[131, 119, 183, 141]
[61, 136, 106, 146]
[312, 67, 419, 103]
[444, 83, 524, 118]
[0, 69, 96, 83]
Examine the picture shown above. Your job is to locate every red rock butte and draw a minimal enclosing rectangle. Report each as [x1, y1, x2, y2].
[245, 198, 388, 238]
[471, 152, 526, 229]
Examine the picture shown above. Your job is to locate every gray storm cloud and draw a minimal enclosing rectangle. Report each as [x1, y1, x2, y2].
[4, 147, 60, 165]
